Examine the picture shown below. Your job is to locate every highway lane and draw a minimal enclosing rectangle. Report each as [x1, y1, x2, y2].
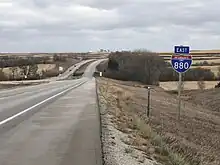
[0, 79, 85, 124]
[0, 59, 106, 165]
[0, 80, 80, 98]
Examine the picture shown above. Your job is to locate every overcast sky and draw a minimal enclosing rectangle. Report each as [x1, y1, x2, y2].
[0, 0, 220, 52]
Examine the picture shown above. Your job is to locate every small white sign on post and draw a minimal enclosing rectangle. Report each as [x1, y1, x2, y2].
[59, 67, 64, 72]
[99, 72, 102, 77]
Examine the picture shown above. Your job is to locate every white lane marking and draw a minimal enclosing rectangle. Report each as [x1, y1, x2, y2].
[0, 81, 86, 126]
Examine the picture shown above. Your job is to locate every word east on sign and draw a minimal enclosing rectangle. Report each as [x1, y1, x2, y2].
[171, 46, 192, 73]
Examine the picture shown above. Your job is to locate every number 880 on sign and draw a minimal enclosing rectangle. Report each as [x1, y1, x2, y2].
[171, 56, 192, 73]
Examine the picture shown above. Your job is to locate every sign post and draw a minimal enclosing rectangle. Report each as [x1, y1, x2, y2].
[178, 72, 182, 121]
[171, 46, 192, 121]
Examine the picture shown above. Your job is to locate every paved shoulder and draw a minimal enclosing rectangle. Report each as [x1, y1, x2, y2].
[60, 78, 102, 165]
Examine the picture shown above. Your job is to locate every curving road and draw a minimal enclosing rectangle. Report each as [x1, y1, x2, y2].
[0, 59, 106, 165]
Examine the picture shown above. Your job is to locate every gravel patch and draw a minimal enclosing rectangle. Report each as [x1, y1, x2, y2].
[98, 87, 159, 165]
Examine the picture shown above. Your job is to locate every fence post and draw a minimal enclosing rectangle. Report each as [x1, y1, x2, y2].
[147, 87, 151, 117]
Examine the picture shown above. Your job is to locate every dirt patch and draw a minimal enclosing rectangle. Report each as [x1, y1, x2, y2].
[97, 78, 220, 165]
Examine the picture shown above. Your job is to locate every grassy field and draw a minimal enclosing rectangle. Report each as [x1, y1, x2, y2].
[160, 50, 220, 65]
[97, 77, 220, 165]
[163, 57, 220, 61]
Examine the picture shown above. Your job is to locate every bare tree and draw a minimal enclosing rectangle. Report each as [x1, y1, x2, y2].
[0, 68, 7, 80]
[106, 50, 166, 85]
[19, 66, 29, 79]
[28, 64, 38, 78]
[217, 66, 220, 80]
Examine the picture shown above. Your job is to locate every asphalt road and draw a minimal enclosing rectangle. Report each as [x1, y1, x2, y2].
[0, 59, 106, 165]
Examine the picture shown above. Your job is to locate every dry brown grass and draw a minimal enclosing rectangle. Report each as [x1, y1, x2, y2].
[192, 59, 220, 64]
[97, 77, 220, 165]
[182, 88, 220, 114]
[98, 78, 191, 165]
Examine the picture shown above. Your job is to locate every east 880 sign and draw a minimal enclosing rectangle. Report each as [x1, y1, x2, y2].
[171, 55, 192, 73]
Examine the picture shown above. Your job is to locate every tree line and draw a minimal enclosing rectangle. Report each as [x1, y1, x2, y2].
[97, 50, 219, 85]
[0, 56, 52, 68]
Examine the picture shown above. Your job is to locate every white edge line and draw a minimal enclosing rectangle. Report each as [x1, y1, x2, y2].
[0, 81, 86, 126]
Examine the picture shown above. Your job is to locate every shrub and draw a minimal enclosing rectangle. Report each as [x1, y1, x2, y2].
[0, 69, 7, 81]
[185, 68, 215, 81]
[160, 67, 215, 81]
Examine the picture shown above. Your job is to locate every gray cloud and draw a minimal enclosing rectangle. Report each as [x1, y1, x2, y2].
[0, 0, 220, 52]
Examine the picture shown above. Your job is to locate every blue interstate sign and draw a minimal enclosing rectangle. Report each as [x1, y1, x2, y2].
[171, 55, 192, 73]
[174, 46, 190, 54]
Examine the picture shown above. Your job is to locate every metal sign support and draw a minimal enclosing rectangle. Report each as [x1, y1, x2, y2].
[177, 72, 182, 121]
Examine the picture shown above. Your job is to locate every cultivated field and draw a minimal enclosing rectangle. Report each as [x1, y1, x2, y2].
[159, 49, 220, 56]
[166, 58, 220, 64]
[160, 81, 218, 90]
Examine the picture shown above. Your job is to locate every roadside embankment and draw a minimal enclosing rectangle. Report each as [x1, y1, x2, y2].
[96, 77, 220, 165]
